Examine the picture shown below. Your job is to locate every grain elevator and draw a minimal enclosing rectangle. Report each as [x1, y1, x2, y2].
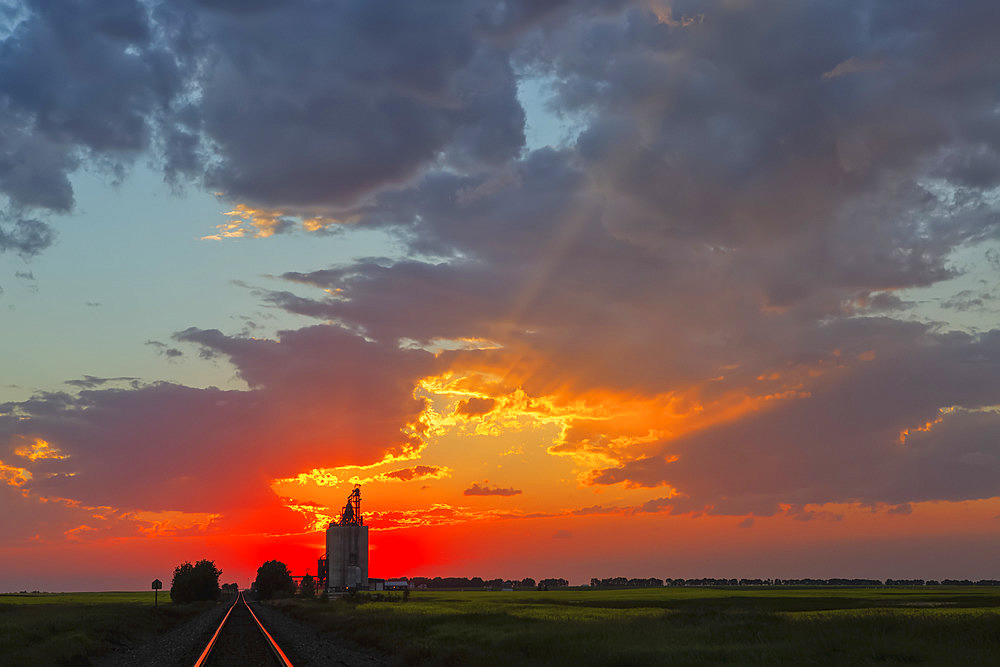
[324, 485, 368, 591]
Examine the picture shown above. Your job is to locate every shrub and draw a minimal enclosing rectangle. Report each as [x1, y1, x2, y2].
[254, 560, 296, 600]
[299, 573, 316, 598]
[170, 560, 222, 603]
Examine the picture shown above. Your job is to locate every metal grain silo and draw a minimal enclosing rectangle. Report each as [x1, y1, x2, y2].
[326, 485, 369, 591]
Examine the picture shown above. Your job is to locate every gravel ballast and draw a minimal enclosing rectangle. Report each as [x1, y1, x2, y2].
[93, 596, 389, 666]
[95, 599, 230, 666]
[249, 601, 390, 666]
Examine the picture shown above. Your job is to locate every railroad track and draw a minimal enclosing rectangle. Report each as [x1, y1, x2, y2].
[194, 591, 293, 666]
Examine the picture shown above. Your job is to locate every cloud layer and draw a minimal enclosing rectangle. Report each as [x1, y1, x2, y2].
[1, 324, 435, 540]
[2, 1, 1000, 574]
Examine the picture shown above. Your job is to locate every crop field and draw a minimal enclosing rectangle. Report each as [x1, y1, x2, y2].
[0, 591, 212, 664]
[0, 591, 160, 605]
[272, 587, 1000, 666]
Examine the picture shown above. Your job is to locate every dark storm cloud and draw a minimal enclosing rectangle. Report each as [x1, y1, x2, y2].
[1, 0, 996, 260]
[154, 0, 526, 207]
[251, 1, 1000, 513]
[525, 0, 1000, 288]
[0, 324, 435, 516]
[4, 0, 1000, 526]
[0, 0, 181, 253]
[0, 0, 533, 251]
[274, 258, 509, 345]
[589, 324, 1000, 514]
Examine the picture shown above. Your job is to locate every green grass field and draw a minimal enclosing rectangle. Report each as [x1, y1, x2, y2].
[0, 592, 213, 665]
[4, 588, 998, 665]
[271, 587, 1000, 666]
[0, 591, 161, 605]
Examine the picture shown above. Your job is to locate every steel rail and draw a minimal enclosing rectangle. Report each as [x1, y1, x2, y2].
[192, 590, 293, 667]
[244, 595, 294, 666]
[192, 593, 238, 667]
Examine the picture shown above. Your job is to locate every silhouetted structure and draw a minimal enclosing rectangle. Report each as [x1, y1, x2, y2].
[325, 485, 368, 591]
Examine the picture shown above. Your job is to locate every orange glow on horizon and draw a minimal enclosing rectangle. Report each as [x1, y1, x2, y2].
[6, 351, 998, 591]
[2, 496, 998, 590]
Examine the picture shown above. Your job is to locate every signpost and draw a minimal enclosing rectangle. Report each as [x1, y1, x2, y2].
[152, 578, 163, 607]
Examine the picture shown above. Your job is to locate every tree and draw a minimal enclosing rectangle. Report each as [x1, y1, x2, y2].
[255, 560, 295, 600]
[170, 559, 222, 603]
[299, 573, 316, 598]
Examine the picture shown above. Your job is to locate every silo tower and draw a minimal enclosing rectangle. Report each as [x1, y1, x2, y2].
[326, 485, 369, 591]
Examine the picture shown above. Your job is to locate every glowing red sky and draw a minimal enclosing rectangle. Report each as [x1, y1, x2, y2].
[2, 0, 1000, 590]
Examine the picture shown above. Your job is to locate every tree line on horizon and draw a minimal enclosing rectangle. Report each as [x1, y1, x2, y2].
[406, 576, 570, 590]
[592, 577, 1000, 587]
[169, 559, 315, 603]
[394, 575, 1000, 589]
[168, 559, 1000, 603]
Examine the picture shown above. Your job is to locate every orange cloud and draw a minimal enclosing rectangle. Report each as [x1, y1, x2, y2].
[366, 503, 529, 530]
[14, 437, 69, 462]
[417, 359, 815, 475]
[0, 460, 31, 487]
[282, 502, 336, 533]
[274, 463, 451, 489]
[126, 510, 223, 537]
[897, 407, 955, 444]
[202, 204, 355, 239]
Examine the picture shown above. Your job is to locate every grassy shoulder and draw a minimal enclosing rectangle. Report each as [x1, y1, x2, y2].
[268, 587, 1000, 666]
[0, 592, 217, 664]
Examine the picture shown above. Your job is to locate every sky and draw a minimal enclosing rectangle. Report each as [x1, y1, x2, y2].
[1, 0, 999, 591]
